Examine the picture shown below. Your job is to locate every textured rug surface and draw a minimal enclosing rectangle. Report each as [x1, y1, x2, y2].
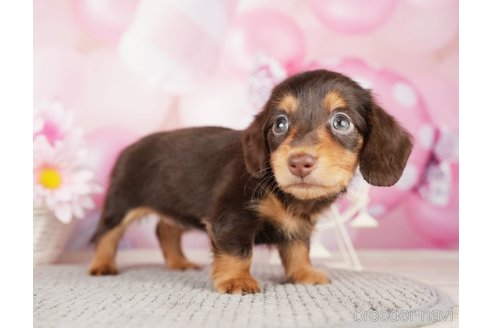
[34, 263, 453, 328]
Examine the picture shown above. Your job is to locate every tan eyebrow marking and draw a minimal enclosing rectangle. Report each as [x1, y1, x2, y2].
[277, 94, 298, 114]
[324, 91, 346, 112]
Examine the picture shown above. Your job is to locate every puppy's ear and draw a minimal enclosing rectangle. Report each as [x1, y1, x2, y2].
[359, 100, 413, 186]
[242, 110, 268, 177]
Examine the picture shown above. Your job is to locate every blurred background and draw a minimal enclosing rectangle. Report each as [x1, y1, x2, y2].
[34, 0, 458, 252]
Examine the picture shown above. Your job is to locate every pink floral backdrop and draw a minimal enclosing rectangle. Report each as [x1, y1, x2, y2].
[34, 0, 458, 250]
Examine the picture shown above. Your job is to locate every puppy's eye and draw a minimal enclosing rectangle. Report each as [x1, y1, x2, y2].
[273, 115, 289, 135]
[332, 113, 352, 132]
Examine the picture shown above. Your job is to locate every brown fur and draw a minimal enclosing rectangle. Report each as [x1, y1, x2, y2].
[89, 69, 413, 294]
[359, 104, 413, 186]
[156, 219, 200, 270]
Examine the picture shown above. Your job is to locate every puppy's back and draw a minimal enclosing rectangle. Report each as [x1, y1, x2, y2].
[94, 127, 243, 239]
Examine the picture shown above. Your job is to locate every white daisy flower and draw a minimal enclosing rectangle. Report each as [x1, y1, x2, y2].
[33, 102, 102, 223]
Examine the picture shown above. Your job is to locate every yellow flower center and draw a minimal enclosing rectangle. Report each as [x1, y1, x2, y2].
[39, 168, 62, 189]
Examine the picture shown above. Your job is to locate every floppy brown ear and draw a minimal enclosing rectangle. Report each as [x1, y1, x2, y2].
[359, 102, 413, 186]
[242, 110, 268, 177]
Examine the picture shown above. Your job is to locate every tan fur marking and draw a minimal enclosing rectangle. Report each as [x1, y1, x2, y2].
[89, 207, 154, 275]
[212, 254, 260, 294]
[121, 207, 154, 226]
[270, 132, 298, 193]
[314, 127, 360, 191]
[278, 240, 330, 284]
[277, 94, 298, 114]
[255, 195, 312, 239]
[89, 207, 159, 275]
[88, 225, 123, 275]
[156, 218, 200, 270]
[324, 91, 346, 112]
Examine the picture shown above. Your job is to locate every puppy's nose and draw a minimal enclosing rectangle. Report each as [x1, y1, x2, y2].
[288, 153, 317, 178]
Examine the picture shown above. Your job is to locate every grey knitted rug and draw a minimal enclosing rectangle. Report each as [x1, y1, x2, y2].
[34, 264, 454, 328]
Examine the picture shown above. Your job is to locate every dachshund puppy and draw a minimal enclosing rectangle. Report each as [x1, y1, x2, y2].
[89, 69, 413, 294]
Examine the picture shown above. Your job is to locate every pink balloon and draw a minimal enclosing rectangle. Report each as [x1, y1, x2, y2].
[179, 78, 256, 130]
[405, 163, 459, 245]
[35, 0, 84, 49]
[75, 49, 173, 134]
[404, 72, 458, 131]
[34, 47, 88, 109]
[74, 0, 140, 42]
[374, 0, 458, 54]
[437, 52, 458, 85]
[119, 0, 237, 93]
[85, 126, 140, 207]
[309, 0, 398, 34]
[223, 8, 305, 75]
[319, 58, 434, 216]
[405, 0, 452, 9]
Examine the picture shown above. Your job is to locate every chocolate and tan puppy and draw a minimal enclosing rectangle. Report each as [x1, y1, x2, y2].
[89, 70, 413, 294]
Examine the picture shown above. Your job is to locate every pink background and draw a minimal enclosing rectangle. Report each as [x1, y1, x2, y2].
[34, 0, 458, 250]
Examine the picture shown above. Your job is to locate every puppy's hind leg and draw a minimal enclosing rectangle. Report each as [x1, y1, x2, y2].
[156, 218, 201, 270]
[89, 207, 152, 275]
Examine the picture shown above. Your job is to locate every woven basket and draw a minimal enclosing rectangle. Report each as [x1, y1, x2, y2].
[33, 207, 75, 265]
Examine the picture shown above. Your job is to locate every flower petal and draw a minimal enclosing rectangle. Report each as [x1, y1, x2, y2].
[45, 194, 56, 209]
[72, 170, 94, 182]
[54, 203, 72, 224]
[72, 203, 84, 219]
[54, 188, 72, 202]
[70, 184, 92, 195]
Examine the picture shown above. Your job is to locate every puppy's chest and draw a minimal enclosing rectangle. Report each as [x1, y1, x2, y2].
[253, 195, 317, 242]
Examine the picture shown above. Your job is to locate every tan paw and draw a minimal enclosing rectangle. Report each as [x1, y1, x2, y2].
[167, 259, 201, 271]
[289, 269, 331, 285]
[88, 260, 118, 276]
[215, 276, 261, 295]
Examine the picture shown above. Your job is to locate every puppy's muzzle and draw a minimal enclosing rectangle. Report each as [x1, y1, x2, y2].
[287, 153, 317, 178]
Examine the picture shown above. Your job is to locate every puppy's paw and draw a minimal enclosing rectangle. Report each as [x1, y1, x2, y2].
[215, 277, 261, 295]
[289, 269, 331, 285]
[167, 259, 201, 271]
[88, 260, 118, 276]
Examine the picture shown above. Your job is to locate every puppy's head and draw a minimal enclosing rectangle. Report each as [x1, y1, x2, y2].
[242, 69, 413, 200]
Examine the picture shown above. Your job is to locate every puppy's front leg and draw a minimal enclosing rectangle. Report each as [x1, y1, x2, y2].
[211, 252, 260, 294]
[209, 211, 260, 294]
[278, 239, 331, 285]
